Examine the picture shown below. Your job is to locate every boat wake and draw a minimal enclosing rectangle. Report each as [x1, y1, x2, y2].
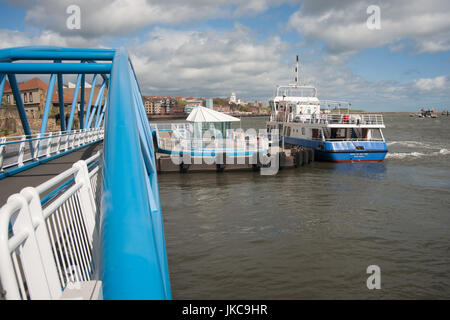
[386, 148, 450, 159]
[386, 140, 435, 149]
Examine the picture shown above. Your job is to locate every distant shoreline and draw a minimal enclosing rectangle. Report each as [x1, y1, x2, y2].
[148, 114, 270, 121]
[148, 112, 419, 121]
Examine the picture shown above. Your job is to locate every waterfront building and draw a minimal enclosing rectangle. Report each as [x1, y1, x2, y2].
[3, 77, 48, 118]
[206, 98, 213, 109]
[1, 77, 104, 134]
[185, 98, 203, 114]
[142, 96, 176, 115]
[230, 92, 237, 104]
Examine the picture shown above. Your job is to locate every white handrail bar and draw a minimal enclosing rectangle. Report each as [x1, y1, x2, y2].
[0, 153, 103, 300]
[0, 129, 104, 173]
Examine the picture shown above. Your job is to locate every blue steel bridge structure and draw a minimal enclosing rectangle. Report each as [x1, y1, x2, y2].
[0, 46, 171, 300]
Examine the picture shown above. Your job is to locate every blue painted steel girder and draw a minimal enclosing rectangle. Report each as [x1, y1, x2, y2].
[67, 74, 82, 132]
[0, 62, 112, 74]
[84, 74, 99, 128]
[0, 46, 115, 62]
[40, 74, 57, 134]
[6, 73, 32, 136]
[0, 73, 6, 108]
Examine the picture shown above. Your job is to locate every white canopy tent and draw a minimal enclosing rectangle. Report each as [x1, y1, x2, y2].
[186, 106, 240, 139]
[186, 106, 240, 123]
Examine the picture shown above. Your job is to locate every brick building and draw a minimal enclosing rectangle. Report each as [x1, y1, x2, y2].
[142, 96, 176, 115]
[3, 77, 49, 119]
[1, 77, 107, 135]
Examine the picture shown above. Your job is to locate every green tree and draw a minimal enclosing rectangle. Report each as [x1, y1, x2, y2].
[239, 105, 249, 112]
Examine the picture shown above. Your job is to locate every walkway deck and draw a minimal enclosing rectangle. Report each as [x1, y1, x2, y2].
[0, 142, 103, 205]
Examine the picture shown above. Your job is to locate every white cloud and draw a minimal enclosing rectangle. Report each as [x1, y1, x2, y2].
[0, 29, 101, 49]
[414, 76, 448, 91]
[288, 0, 450, 59]
[1, 0, 448, 111]
[126, 26, 448, 111]
[22, 0, 283, 38]
[128, 25, 290, 100]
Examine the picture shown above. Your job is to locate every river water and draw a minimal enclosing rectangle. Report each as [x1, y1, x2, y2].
[157, 113, 450, 299]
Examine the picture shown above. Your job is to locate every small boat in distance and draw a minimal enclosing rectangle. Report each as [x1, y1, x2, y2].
[266, 55, 388, 162]
[416, 108, 439, 118]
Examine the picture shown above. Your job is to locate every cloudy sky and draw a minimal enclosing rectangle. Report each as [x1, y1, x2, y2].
[1, 0, 449, 111]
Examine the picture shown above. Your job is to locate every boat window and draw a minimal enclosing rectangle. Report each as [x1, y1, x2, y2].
[312, 129, 320, 140]
[301, 127, 305, 135]
[361, 128, 368, 140]
[330, 128, 346, 139]
[369, 128, 383, 141]
[286, 127, 291, 136]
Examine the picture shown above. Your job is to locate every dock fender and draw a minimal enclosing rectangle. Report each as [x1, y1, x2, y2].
[294, 149, 303, 167]
[180, 162, 190, 173]
[279, 152, 286, 169]
[308, 149, 314, 163]
[216, 163, 226, 172]
[180, 153, 191, 173]
[303, 149, 309, 164]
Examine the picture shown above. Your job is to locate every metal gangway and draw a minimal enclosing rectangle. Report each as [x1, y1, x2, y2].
[0, 46, 171, 299]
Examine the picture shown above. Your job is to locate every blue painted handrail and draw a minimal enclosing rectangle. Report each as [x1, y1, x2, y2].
[0, 45, 170, 299]
[101, 47, 171, 299]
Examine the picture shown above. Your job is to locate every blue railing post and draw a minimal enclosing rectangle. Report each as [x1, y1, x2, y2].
[84, 74, 98, 128]
[0, 73, 6, 109]
[95, 97, 107, 128]
[80, 73, 85, 129]
[67, 74, 81, 131]
[40, 73, 56, 134]
[87, 80, 105, 128]
[56, 62, 66, 131]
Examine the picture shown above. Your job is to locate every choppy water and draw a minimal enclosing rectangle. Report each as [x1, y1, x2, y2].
[158, 113, 450, 299]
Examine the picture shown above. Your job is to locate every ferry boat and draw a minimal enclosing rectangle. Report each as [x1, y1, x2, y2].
[266, 56, 388, 162]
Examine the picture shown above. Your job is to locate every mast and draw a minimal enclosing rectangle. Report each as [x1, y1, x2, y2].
[295, 55, 299, 86]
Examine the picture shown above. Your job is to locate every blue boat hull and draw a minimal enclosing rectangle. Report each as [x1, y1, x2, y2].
[283, 136, 388, 162]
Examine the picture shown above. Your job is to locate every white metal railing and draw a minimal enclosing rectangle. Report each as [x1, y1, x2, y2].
[157, 136, 269, 154]
[155, 132, 269, 155]
[0, 128, 104, 173]
[0, 151, 102, 300]
[271, 113, 384, 126]
[149, 122, 191, 132]
[319, 113, 384, 125]
[151, 122, 270, 154]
